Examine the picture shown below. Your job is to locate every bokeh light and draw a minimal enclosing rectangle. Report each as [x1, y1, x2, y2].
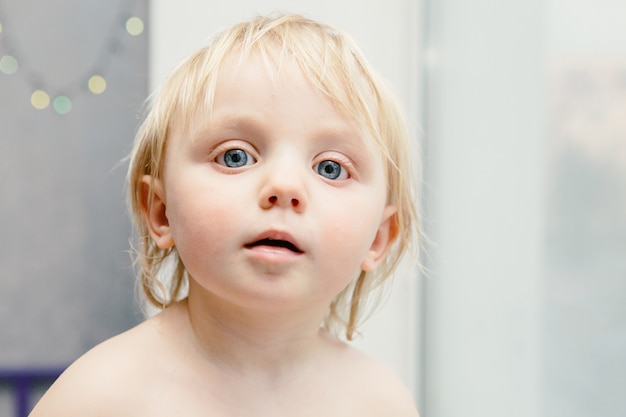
[53, 96, 72, 115]
[125, 17, 144, 36]
[2, 13, 146, 114]
[88, 75, 107, 94]
[31, 90, 50, 110]
[0, 55, 18, 75]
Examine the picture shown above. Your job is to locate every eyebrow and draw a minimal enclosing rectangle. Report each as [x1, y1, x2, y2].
[194, 110, 365, 141]
[209, 112, 267, 132]
[186, 113, 266, 144]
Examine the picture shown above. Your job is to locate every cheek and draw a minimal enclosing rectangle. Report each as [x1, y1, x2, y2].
[318, 198, 383, 271]
[167, 196, 240, 264]
[328, 218, 378, 255]
[314, 220, 378, 300]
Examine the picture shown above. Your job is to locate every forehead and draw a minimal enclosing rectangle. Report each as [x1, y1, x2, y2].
[210, 50, 339, 125]
[170, 30, 372, 121]
[176, 49, 372, 143]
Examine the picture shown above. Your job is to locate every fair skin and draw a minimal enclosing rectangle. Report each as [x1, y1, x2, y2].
[30, 51, 419, 417]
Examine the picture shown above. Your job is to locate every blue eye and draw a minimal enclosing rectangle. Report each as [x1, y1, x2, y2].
[316, 160, 347, 180]
[218, 149, 255, 168]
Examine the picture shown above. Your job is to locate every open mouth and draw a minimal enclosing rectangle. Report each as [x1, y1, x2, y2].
[244, 238, 303, 253]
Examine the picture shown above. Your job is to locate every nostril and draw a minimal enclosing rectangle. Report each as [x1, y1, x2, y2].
[265, 195, 302, 209]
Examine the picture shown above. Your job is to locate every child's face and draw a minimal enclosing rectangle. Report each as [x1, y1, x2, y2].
[146, 50, 396, 313]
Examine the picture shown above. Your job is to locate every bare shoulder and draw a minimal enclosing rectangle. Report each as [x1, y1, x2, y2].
[29, 317, 164, 417]
[325, 336, 420, 417]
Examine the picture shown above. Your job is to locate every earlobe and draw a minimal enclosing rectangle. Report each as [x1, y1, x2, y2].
[141, 175, 174, 249]
[361, 205, 399, 272]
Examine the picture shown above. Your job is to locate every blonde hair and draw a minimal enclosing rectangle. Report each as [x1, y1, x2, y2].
[127, 13, 420, 340]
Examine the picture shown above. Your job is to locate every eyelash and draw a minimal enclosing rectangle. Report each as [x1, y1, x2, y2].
[313, 157, 351, 181]
[215, 148, 256, 168]
[211, 142, 354, 180]
[212, 142, 258, 170]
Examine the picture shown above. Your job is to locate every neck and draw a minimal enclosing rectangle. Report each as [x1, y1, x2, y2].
[178, 282, 333, 379]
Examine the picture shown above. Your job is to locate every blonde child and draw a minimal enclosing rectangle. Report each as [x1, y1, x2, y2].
[30, 13, 420, 416]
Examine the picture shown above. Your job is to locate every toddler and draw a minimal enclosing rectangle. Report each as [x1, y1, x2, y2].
[30, 13, 420, 416]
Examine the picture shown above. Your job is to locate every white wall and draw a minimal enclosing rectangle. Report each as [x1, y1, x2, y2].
[424, 1, 626, 416]
[150, 0, 423, 400]
[423, 0, 545, 416]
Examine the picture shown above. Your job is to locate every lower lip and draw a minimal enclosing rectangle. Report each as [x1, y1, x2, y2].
[244, 245, 303, 263]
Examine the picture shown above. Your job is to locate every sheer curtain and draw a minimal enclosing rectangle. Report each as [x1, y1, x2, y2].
[422, 0, 626, 416]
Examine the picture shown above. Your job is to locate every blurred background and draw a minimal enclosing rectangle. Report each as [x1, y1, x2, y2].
[0, 1, 147, 416]
[0, 0, 624, 416]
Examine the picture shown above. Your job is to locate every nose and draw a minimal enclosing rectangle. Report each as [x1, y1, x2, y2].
[258, 163, 307, 213]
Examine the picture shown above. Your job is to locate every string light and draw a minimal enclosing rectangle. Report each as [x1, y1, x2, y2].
[0, 54, 18, 74]
[88, 75, 107, 94]
[53, 96, 72, 115]
[125, 17, 144, 36]
[31, 90, 50, 109]
[0, 8, 145, 115]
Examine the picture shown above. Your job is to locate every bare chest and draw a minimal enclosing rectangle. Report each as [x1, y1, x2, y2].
[131, 371, 382, 417]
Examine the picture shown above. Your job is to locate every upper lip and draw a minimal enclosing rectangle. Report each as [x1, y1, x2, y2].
[244, 230, 304, 253]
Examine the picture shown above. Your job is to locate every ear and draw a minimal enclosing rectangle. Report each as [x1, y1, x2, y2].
[360, 205, 399, 272]
[141, 175, 174, 249]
